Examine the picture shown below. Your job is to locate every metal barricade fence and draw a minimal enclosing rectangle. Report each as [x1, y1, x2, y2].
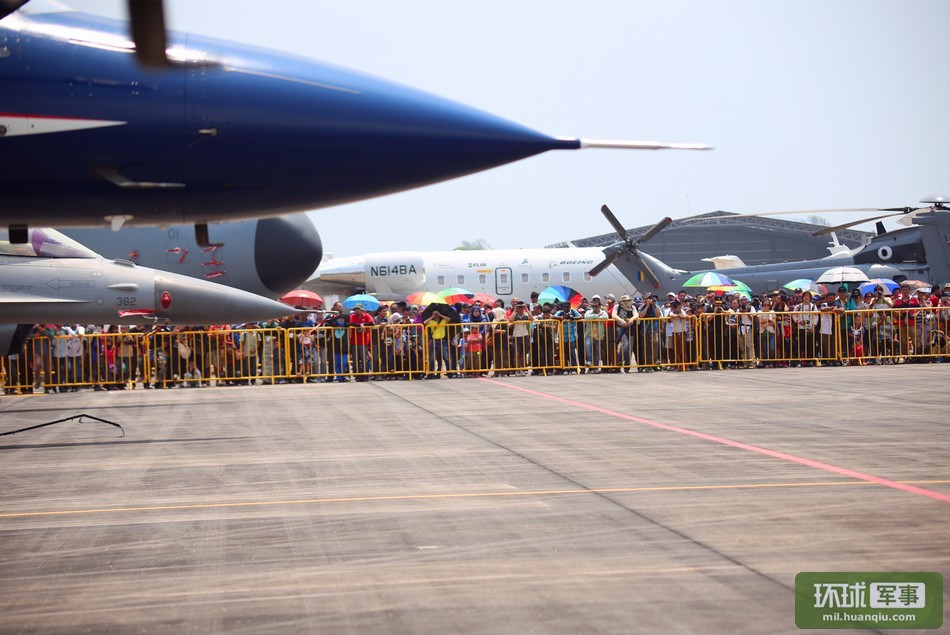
[2, 308, 948, 392]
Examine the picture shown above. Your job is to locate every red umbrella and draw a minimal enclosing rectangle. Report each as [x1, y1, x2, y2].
[280, 289, 324, 309]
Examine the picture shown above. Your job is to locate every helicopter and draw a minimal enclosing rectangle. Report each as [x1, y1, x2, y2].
[587, 196, 949, 296]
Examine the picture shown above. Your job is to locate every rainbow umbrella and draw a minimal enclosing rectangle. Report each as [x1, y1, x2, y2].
[782, 279, 828, 295]
[437, 287, 475, 305]
[706, 284, 752, 299]
[406, 291, 441, 306]
[538, 285, 583, 309]
[468, 293, 497, 306]
[682, 271, 736, 288]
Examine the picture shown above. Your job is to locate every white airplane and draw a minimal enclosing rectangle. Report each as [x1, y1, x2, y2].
[309, 247, 647, 303]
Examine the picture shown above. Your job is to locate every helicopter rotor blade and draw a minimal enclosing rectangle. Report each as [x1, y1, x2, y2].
[812, 212, 907, 236]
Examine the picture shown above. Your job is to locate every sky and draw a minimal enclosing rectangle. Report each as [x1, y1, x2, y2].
[79, 0, 950, 258]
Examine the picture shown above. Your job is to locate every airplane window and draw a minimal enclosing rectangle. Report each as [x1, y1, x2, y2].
[541, 273, 550, 283]
[457, 275, 464, 285]
[521, 273, 529, 283]
[479, 274, 487, 284]
[563, 272, 571, 282]
[437, 275, 445, 286]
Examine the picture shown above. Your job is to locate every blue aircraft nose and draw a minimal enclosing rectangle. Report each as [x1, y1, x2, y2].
[181, 41, 581, 219]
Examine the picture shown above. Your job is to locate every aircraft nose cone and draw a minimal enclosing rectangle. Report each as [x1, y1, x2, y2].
[186, 49, 581, 214]
[254, 215, 323, 296]
[153, 271, 296, 325]
[302, 78, 578, 197]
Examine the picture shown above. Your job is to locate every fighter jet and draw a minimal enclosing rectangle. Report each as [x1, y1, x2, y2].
[0, 227, 296, 355]
[0, 3, 709, 244]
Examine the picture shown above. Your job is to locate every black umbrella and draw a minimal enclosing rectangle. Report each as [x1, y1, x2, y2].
[421, 302, 460, 323]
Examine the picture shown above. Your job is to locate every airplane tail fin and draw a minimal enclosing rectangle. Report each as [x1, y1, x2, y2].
[701, 255, 746, 269]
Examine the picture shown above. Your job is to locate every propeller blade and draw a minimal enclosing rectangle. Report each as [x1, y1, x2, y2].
[589, 248, 622, 277]
[634, 217, 673, 245]
[127, 0, 170, 68]
[0, 0, 28, 20]
[812, 213, 905, 236]
[633, 252, 661, 290]
[600, 205, 629, 241]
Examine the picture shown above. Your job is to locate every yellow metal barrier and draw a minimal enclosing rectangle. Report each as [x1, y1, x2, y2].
[2, 307, 948, 393]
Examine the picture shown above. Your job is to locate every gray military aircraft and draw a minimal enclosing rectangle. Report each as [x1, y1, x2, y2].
[62, 214, 323, 298]
[0, 227, 296, 355]
[589, 198, 947, 296]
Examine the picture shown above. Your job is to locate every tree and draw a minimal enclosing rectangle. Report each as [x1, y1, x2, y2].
[454, 239, 491, 251]
[805, 215, 829, 226]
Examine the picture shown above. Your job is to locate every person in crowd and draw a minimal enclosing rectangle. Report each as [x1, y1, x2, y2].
[817, 291, 838, 366]
[348, 304, 375, 381]
[63, 324, 85, 390]
[117, 325, 139, 388]
[508, 301, 534, 375]
[892, 285, 919, 360]
[637, 294, 662, 371]
[239, 323, 261, 384]
[667, 299, 690, 370]
[554, 301, 581, 373]
[612, 295, 638, 371]
[849, 312, 868, 365]
[464, 326, 486, 376]
[532, 303, 557, 375]
[915, 287, 936, 358]
[756, 297, 776, 367]
[736, 296, 757, 368]
[792, 290, 819, 365]
[329, 312, 350, 382]
[424, 307, 452, 378]
[30, 324, 54, 392]
[583, 296, 608, 372]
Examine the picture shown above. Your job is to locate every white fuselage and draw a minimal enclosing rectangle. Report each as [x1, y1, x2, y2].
[310, 249, 644, 302]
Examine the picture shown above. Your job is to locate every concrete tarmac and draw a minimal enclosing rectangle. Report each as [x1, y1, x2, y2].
[1, 365, 948, 634]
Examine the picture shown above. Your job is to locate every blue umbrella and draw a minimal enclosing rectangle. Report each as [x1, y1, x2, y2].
[858, 278, 899, 296]
[342, 293, 380, 311]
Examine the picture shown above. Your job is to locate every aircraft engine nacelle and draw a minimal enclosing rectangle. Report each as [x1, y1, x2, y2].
[364, 252, 426, 298]
[0, 324, 32, 357]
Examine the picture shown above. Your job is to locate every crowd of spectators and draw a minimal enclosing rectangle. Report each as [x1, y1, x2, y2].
[3, 282, 949, 393]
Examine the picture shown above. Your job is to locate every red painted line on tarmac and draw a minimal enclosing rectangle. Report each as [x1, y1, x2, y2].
[478, 378, 950, 504]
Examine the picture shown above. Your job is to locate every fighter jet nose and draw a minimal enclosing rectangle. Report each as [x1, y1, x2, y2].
[255, 215, 323, 296]
[328, 80, 578, 186]
[153, 271, 296, 325]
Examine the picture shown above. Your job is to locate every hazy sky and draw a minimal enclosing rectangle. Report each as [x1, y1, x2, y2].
[81, 0, 949, 258]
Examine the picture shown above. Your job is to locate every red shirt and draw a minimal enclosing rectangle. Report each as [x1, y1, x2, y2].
[348, 311, 375, 346]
